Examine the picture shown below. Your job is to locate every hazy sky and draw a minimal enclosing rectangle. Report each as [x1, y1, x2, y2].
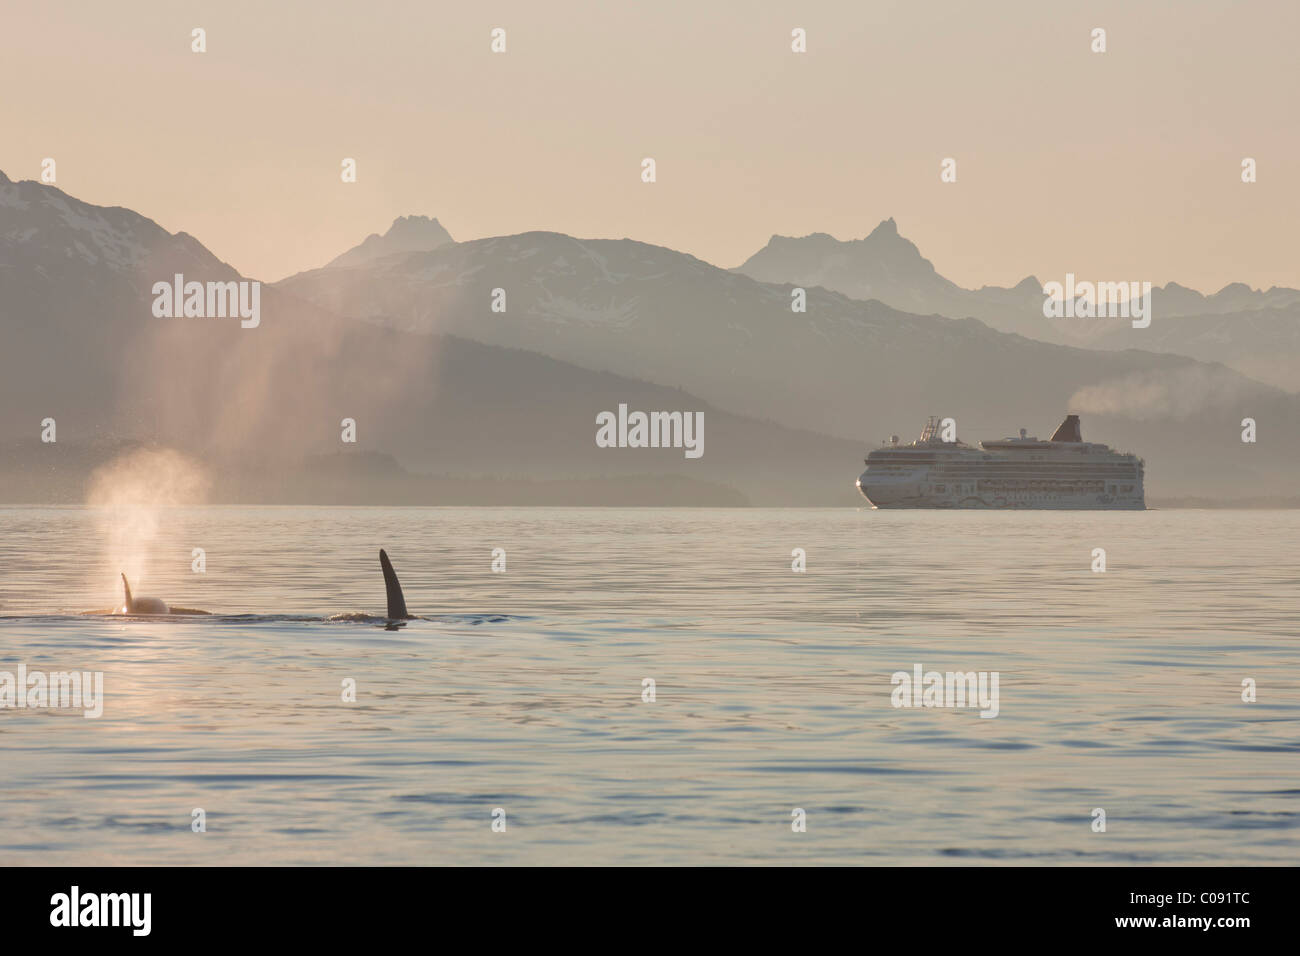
[4, 0, 1298, 289]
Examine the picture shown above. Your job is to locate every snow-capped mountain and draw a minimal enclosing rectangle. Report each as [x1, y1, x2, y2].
[0, 169, 240, 300]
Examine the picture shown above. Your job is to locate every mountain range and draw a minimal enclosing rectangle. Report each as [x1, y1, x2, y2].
[2, 169, 1297, 504]
[733, 219, 1300, 390]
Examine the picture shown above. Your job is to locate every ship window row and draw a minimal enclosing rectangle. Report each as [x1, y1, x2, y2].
[869, 458, 1137, 468]
[878, 469, 1140, 479]
[930, 468, 1140, 476]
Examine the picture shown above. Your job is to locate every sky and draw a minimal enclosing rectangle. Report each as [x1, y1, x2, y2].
[3, 0, 1298, 289]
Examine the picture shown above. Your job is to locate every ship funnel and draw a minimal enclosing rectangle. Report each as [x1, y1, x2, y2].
[1050, 415, 1082, 443]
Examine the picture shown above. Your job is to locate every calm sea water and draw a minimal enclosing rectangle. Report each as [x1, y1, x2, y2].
[0, 506, 1296, 865]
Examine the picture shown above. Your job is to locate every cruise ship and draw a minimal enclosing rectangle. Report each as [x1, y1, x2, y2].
[856, 415, 1145, 509]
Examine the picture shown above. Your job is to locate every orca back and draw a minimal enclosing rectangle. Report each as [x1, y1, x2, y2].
[121, 573, 169, 614]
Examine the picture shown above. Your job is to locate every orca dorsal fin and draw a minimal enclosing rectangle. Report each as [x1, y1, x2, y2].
[121, 573, 133, 613]
[379, 549, 409, 619]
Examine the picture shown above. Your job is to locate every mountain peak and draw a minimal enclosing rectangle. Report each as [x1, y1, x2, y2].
[1212, 281, 1253, 297]
[325, 215, 454, 269]
[867, 218, 898, 239]
[735, 218, 945, 291]
[385, 214, 451, 240]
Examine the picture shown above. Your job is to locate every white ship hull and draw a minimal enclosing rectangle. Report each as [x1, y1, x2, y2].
[855, 476, 1145, 510]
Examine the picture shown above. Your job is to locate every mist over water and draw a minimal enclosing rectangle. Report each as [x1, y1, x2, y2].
[0, 506, 1296, 865]
[84, 448, 211, 607]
